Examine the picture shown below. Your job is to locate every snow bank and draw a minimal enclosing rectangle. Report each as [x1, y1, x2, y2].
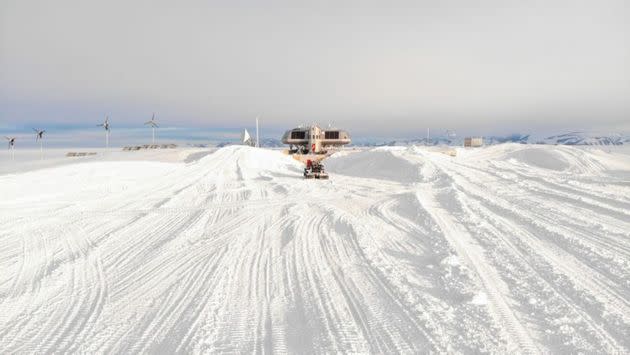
[1, 144, 629, 353]
[504, 147, 571, 171]
[0, 147, 212, 176]
[194, 145, 303, 180]
[326, 148, 420, 183]
[452, 144, 630, 175]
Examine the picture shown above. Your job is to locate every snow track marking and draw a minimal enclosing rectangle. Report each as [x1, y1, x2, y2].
[1, 145, 628, 353]
[420, 149, 630, 353]
[434, 157, 630, 314]
[456, 192, 628, 352]
[416, 183, 540, 354]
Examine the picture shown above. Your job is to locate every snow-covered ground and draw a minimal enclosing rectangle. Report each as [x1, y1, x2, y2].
[0, 147, 215, 175]
[0, 144, 629, 353]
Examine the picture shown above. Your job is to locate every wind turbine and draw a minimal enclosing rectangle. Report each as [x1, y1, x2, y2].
[97, 116, 111, 149]
[5, 136, 16, 160]
[33, 128, 45, 159]
[144, 113, 158, 144]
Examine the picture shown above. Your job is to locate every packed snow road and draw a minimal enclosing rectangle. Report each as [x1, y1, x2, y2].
[0, 145, 629, 353]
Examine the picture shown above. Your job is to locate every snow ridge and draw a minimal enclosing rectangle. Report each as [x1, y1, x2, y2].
[0, 145, 629, 353]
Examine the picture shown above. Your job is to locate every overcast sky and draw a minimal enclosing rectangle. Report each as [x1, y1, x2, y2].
[1, 0, 629, 137]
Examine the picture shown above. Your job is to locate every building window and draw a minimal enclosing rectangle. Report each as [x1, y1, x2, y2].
[291, 131, 306, 139]
[325, 131, 339, 139]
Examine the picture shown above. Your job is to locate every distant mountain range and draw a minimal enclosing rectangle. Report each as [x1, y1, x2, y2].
[214, 131, 630, 148]
[352, 132, 630, 147]
[533, 132, 629, 145]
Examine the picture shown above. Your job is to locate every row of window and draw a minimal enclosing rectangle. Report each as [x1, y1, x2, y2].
[290, 131, 340, 140]
[290, 131, 306, 139]
[325, 131, 340, 139]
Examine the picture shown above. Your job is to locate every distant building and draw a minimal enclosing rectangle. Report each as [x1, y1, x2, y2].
[282, 124, 351, 154]
[464, 137, 483, 147]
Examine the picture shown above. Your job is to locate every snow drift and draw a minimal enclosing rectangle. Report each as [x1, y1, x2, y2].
[326, 149, 421, 183]
[0, 144, 629, 353]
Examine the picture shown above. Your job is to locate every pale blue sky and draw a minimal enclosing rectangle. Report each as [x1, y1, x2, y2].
[1, 0, 629, 139]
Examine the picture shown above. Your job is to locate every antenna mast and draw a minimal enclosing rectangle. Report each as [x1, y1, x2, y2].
[256, 116, 260, 148]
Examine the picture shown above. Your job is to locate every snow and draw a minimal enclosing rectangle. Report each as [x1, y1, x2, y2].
[1, 144, 629, 353]
[504, 147, 571, 171]
[0, 147, 213, 175]
[471, 292, 488, 306]
[326, 149, 420, 183]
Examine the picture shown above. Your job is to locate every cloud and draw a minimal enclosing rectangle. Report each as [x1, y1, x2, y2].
[1, 0, 629, 136]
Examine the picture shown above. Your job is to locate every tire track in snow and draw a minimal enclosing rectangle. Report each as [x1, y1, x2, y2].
[457, 159, 630, 253]
[2, 145, 627, 352]
[6, 219, 109, 354]
[454, 190, 629, 352]
[426, 152, 630, 288]
[41, 253, 108, 353]
[97, 203, 243, 352]
[426, 152, 629, 352]
[284, 208, 375, 353]
[323, 203, 452, 352]
[415, 161, 540, 354]
[436, 158, 630, 314]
